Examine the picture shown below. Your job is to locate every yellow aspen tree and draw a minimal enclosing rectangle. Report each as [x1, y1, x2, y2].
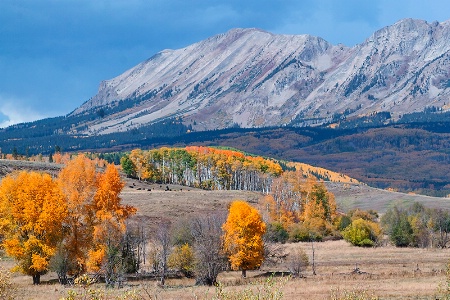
[129, 149, 150, 180]
[303, 182, 337, 223]
[0, 171, 67, 284]
[57, 155, 98, 275]
[87, 164, 136, 275]
[264, 171, 308, 227]
[302, 182, 337, 237]
[53, 152, 62, 164]
[222, 200, 266, 278]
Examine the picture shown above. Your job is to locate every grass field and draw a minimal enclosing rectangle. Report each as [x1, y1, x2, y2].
[3, 239, 450, 299]
[2, 161, 450, 299]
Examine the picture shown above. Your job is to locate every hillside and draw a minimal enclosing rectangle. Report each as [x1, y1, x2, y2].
[0, 159, 447, 215]
[2, 121, 450, 195]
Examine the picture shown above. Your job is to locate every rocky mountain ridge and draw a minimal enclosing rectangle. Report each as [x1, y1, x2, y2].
[72, 18, 450, 135]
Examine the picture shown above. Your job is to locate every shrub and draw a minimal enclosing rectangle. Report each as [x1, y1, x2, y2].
[265, 222, 289, 243]
[288, 223, 322, 242]
[342, 218, 382, 247]
[287, 247, 309, 277]
[288, 223, 311, 242]
[168, 243, 195, 277]
[337, 215, 352, 231]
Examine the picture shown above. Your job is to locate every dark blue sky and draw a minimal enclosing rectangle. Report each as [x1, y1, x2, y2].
[1, 0, 449, 127]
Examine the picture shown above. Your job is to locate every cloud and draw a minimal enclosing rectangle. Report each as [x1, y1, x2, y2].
[0, 96, 46, 128]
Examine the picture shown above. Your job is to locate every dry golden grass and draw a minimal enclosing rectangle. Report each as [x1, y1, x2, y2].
[3, 239, 450, 299]
[3, 175, 450, 299]
[120, 179, 261, 232]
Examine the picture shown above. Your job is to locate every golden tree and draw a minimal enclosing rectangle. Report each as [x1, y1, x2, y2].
[222, 200, 266, 277]
[57, 155, 98, 275]
[0, 172, 67, 284]
[87, 164, 136, 285]
[262, 171, 311, 226]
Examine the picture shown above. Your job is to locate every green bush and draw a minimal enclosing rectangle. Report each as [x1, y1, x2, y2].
[337, 215, 352, 231]
[288, 223, 322, 242]
[265, 222, 289, 243]
[342, 218, 381, 247]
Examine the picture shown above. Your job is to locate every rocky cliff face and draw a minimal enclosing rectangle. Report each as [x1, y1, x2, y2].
[72, 19, 450, 135]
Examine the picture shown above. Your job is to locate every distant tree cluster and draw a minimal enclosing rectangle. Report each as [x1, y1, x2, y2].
[338, 202, 450, 249]
[262, 171, 340, 243]
[121, 146, 283, 192]
[382, 203, 450, 248]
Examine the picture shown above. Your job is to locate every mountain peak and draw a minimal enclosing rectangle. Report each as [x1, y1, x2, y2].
[71, 19, 450, 135]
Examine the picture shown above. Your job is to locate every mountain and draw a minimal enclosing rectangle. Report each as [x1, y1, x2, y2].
[70, 18, 450, 135]
[2, 18, 450, 196]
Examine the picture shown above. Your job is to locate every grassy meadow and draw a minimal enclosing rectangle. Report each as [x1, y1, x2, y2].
[2, 162, 450, 299]
[3, 239, 450, 299]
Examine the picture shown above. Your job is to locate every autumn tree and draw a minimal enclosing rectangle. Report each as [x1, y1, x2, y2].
[0, 171, 67, 284]
[262, 171, 308, 227]
[302, 181, 337, 238]
[57, 155, 98, 276]
[262, 171, 337, 240]
[222, 200, 266, 278]
[382, 206, 413, 247]
[168, 243, 195, 278]
[128, 149, 150, 181]
[87, 163, 136, 286]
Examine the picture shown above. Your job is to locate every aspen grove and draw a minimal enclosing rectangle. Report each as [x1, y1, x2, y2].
[120, 147, 283, 193]
[0, 155, 136, 285]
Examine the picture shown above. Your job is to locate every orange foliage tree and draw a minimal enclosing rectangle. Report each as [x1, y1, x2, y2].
[57, 155, 98, 276]
[0, 172, 67, 284]
[262, 171, 313, 226]
[0, 155, 136, 285]
[87, 164, 136, 285]
[262, 171, 337, 240]
[222, 200, 266, 277]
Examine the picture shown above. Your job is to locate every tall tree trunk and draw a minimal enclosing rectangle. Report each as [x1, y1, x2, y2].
[241, 269, 247, 278]
[32, 273, 41, 285]
[311, 238, 316, 275]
